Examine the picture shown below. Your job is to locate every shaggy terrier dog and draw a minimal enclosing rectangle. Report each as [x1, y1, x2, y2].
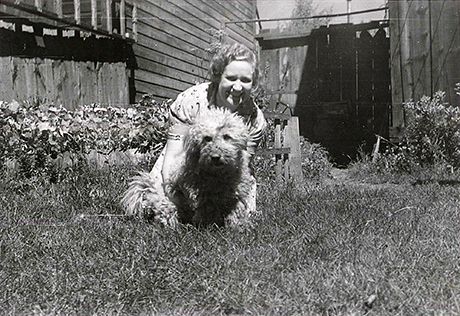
[121, 107, 255, 227]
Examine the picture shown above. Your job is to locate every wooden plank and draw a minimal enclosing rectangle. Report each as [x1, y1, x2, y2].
[274, 120, 283, 180]
[388, 0, 405, 136]
[432, 0, 460, 104]
[136, 57, 203, 87]
[59, 60, 78, 109]
[106, 0, 112, 33]
[442, 1, 460, 104]
[35, 0, 43, 12]
[263, 112, 291, 120]
[36, 58, 52, 100]
[137, 1, 211, 50]
[255, 148, 291, 156]
[133, 45, 207, 81]
[163, 0, 255, 50]
[74, 0, 80, 24]
[134, 34, 207, 78]
[400, 0, 414, 101]
[134, 11, 210, 63]
[357, 30, 374, 102]
[135, 68, 191, 93]
[284, 117, 302, 181]
[372, 28, 391, 103]
[78, 61, 95, 105]
[165, 0, 254, 48]
[181, 0, 255, 48]
[135, 31, 208, 71]
[55, 0, 63, 18]
[120, 0, 125, 38]
[262, 49, 280, 97]
[132, 1, 137, 41]
[239, 0, 256, 14]
[430, 0, 445, 94]
[13, 58, 37, 101]
[410, 1, 431, 100]
[115, 62, 129, 106]
[90, 0, 97, 29]
[134, 80, 179, 101]
[0, 57, 14, 102]
[209, 0, 255, 37]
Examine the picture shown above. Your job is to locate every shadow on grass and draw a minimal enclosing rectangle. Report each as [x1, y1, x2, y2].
[412, 179, 460, 186]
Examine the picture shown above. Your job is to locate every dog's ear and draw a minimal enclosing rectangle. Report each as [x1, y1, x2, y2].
[183, 126, 204, 164]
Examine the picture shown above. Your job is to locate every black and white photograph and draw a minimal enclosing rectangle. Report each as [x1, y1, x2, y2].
[1, 0, 459, 314]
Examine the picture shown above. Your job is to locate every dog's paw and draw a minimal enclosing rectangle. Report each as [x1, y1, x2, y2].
[147, 201, 179, 228]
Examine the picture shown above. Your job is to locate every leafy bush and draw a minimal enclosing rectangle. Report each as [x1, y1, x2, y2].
[400, 91, 460, 168]
[0, 95, 169, 178]
[352, 88, 460, 179]
[300, 136, 332, 179]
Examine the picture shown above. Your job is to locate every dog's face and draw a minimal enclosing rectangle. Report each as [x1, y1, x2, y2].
[184, 108, 250, 172]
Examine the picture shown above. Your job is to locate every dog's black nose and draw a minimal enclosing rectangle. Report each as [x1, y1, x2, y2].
[211, 155, 222, 165]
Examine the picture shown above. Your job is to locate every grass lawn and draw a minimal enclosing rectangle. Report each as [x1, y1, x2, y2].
[1, 163, 460, 315]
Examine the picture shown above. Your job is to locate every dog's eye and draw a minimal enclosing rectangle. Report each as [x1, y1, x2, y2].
[223, 134, 232, 141]
[204, 136, 213, 142]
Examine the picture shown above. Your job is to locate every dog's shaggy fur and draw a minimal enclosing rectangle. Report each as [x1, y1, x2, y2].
[121, 107, 255, 227]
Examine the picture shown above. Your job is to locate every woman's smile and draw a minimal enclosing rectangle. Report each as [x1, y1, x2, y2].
[217, 60, 253, 112]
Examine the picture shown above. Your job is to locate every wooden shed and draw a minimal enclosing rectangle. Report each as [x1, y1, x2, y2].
[0, 0, 258, 109]
[389, 0, 460, 139]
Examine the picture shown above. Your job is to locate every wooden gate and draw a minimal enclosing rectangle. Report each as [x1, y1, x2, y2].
[257, 22, 391, 165]
[256, 112, 302, 182]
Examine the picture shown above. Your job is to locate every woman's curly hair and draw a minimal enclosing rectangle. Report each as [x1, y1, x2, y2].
[209, 42, 260, 90]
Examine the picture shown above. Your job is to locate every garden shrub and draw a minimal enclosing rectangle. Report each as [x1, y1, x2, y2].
[0, 95, 169, 179]
[300, 136, 332, 179]
[365, 88, 460, 176]
[400, 91, 460, 168]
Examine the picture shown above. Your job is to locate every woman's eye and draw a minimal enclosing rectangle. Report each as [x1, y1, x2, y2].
[241, 77, 252, 83]
[204, 136, 213, 142]
[223, 134, 232, 141]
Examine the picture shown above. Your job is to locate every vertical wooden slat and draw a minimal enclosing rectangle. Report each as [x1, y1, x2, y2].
[274, 119, 283, 180]
[120, 0, 125, 38]
[35, 0, 43, 12]
[410, 1, 431, 100]
[0, 57, 14, 101]
[106, 0, 112, 34]
[91, 0, 97, 29]
[284, 117, 302, 182]
[435, 0, 460, 103]
[55, 0, 63, 18]
[389, 0, 405, 140]
[74, 0, 81, 24]
[132, 2, 137, 41]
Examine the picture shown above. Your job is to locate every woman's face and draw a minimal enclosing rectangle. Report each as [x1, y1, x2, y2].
[216, 60, 254, 112]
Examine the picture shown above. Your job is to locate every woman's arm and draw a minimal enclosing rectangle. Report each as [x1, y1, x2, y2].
[161, 123, 190, 182]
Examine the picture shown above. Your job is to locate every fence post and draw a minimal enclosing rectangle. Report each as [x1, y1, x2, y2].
[284, 116, 302, 182]
[258, 113, 302, 182]
[274, 118, 283, 180]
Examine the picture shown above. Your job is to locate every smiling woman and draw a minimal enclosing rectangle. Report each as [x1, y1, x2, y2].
[129, 42, 267, 222]
[156, 43, 266, 183]
[216, 60, 254, 112]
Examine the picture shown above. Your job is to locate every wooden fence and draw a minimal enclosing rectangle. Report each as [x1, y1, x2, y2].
[257, 22, 391, 164]
[0, 56, 129, 109]
[257, 113, 302, 182]
[389, 0, 460, 138]
[0, 0, 258, 106]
